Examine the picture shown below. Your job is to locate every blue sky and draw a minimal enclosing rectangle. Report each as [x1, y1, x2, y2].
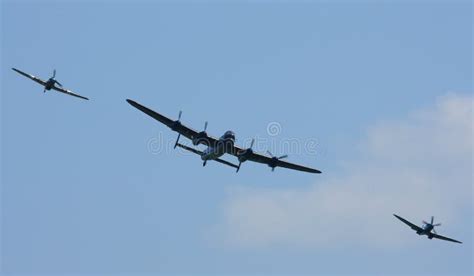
[1, 1, 472, 275]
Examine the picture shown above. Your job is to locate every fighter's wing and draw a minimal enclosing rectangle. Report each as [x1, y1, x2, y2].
[52, 86, 89, 100]
[431, 233, 462, 244]
[393, 214, 424, 232]
[126, 99, 219, 145]
[232, 145, 321, 173]
[12, 68, 47, 86]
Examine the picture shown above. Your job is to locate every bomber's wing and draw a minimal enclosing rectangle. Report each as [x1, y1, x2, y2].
[52, 86, 89, 100]
[393, 214, 424, 232]
[12, 68, 47, 86]
[126, 99, 219, 145]
[232, 144, 321, 174]
[432, 233, 462, 244]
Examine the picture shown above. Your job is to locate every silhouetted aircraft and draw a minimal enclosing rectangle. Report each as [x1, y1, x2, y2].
[394, 214, 462, 244]
[127, 99, 321, 174]
[12, 68, 89, 100]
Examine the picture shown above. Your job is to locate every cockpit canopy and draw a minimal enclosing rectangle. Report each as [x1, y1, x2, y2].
[223, 130, 236, 141]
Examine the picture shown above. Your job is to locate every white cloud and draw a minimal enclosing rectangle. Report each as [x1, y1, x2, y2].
[214, 93, 473, 249]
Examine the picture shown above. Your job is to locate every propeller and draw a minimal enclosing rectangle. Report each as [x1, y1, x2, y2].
[423, 216, 442, 233]
[50, 69, 63, 87]
[192, 121, 209, 146]
[267, 151, 288, 160]
[267, 150, 288, 172]
[236, 138, 255, 172]
[172, 110, 183, 146]
[171, 110, 182, 128]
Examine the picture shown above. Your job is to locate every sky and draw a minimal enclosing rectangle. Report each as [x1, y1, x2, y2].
[1, 1, 473, 275]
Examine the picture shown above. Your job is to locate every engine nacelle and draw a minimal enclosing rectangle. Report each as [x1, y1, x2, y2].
[237, 149, 253, 163]
[268, 157, 279, 169]
[192, 132, 208, 145]
[238, 154, 248, 163]
[170, 121, 182, 131]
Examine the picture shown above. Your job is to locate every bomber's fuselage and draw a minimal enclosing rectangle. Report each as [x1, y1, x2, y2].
[200, 131, 235, 161]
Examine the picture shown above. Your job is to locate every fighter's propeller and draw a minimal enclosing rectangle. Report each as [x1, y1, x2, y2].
[423, 216, 442, 234]
[49, 69, 63, 87]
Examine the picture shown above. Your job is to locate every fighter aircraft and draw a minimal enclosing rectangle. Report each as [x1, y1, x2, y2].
[126, 99, 321, 174]
[12, 68, 89, 100]
[393, 214, 462, 244]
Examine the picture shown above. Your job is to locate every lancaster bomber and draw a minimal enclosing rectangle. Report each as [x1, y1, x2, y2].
[12, 68, 89, 100]
[394, 214, 462, 244]
[127, 99, 321, 174]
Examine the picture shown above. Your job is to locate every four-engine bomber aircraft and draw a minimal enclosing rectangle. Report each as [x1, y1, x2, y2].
[393, 214, 462, 244]
[126, 99, 321, 174]
[12, 68, 89, 100]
